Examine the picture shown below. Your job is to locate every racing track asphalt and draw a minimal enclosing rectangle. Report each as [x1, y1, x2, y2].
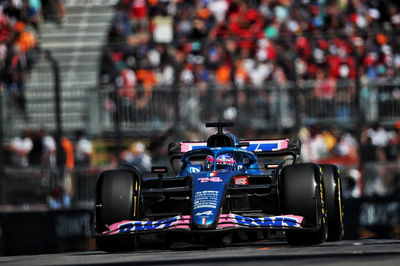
[1, 239, 400, 266]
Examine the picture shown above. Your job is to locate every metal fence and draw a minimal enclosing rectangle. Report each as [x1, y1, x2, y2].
[6, 73, 400, 139]
[2, 166, 101, 207]
[93, 78, 400, 136]
[91, 85, 176, 136]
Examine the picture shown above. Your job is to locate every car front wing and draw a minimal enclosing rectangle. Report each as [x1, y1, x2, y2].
[100, 214, 306, 236]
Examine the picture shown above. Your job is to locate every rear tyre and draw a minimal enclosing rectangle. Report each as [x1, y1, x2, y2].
[321, 164, 344, 241]
[279, 163, 328, 245]
[94, 169, 141, 251]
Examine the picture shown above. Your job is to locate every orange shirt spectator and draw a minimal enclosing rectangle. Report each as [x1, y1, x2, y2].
[235, 60, 248, 86]
[215, 64, 231, 85]
[61, 137, 74, 170]
[136, 69, 156, 94]
[16, 31, 36, 52]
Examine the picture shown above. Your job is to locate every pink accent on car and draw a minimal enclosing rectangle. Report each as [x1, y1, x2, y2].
[180, 142, 207, 152]
[102, 214, 304, 235]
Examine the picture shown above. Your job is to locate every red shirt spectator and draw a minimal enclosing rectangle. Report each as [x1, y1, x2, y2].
[130, 0, 147, 20]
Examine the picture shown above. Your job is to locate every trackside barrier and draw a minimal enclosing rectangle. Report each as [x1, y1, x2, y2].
[2, 167, 100, 206]
[5, 77, 400, 138]
[95, 85, 175, 136]
[343, 197, 400, 240]
[94, 78, 400, 136]
[0, 208, 93, 255]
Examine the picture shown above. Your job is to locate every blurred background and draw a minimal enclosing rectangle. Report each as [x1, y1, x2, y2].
[1, 0, 400, 255]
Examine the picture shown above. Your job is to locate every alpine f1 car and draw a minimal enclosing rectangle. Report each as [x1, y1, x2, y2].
[93, 122, 344, 251]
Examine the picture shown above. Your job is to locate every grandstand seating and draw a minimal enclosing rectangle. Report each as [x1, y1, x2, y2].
[6, 3, 114, 138]
[5, 0, 400, 139]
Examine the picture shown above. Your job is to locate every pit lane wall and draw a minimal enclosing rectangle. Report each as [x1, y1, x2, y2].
[0, 197, 400, 255]
[0, 208, 93, 255]
[343, 197, 400, 240]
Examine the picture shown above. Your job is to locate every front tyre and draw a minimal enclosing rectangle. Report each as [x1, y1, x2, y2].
[94, 169, 141, 251]
[279, 163, 328, 245]
[321, 164, 344, 241]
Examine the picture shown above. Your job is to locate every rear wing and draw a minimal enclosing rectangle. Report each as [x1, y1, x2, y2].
[169, 139, 300, 158]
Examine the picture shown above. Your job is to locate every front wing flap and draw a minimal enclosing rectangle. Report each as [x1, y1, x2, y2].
[100, 214, 306, 236]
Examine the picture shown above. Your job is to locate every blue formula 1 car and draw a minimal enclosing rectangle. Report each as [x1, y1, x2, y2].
[93, 122, 344, 251]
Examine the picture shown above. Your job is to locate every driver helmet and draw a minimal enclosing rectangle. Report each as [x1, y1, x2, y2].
[216, 154, 236, 170]
[204, 155, 214, 170]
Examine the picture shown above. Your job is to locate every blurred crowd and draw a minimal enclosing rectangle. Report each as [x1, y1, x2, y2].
[8, 128, 93, 169]
[8, 121, 400, 204]
[95, 0, 400, 199]
[100, 0, 400, 110]
[299, 121, 400, 197]
[5, 0, 400, 206]
[0, 0, 65, 117]
[7, 127, 94, 207]
[0, 0, 40, 116]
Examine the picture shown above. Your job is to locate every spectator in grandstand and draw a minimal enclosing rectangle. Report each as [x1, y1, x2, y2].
[370, 145, 394, 196]
[299, 126, 328, 163]
[1, 3, 40, 119]
[357, 122, 400, 196]
[54, 135, 74, 206]
[3, 1, 23, 21]
[41, 0, 65, 25]
[22, 0, 41, 32]
[99, 0, 400, 131]
[121, 141, 151, 171]
[74, 130, 93, 168]
[333, 130, 359, 161]
[313, 68, 337, 118]
[359, 126, 378, 163]
[129, 0, 148, 28]
[41, 128, 56, 167]
[321, 127, 338, 155]
[147, 127, 175, 164]
[60, 136, 74, 171]
[387, 121, 400, 160]
[28, 128, 44, 165]
[367, 123, 394, 148]
[135, 67, 156, 106]
[109, 3, 132, 42]
[208, 0, 228, 24]
[9, 128, 33, 167]
[342, 169, 361, 199]
[18, 128, 56, 166]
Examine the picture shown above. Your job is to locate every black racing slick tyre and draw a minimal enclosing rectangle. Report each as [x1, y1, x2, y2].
[94, 169, 141, 251]
[321, 164, 344, 242]
[279, 163, 328, 245]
